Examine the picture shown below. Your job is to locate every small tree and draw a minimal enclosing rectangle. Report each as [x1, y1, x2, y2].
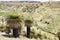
[6, 11, 22, 37]
[25, 17, 33, 38]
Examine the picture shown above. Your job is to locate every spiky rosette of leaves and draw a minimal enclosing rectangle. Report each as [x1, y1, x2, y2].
[6, 12, 22, 24]
[25, 17, 33, 26]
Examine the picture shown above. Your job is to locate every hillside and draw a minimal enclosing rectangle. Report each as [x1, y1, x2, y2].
[0, 1, 60, 40]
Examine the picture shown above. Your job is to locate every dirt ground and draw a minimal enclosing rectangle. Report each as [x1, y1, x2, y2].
[0, 32, 39, 40]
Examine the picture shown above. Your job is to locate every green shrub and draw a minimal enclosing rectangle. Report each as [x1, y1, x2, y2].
[31, 28, 35, 34]
[38, 32, 42, 37]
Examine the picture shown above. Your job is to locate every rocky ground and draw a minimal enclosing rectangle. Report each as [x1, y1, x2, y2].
[0, 32, 38, 40]
[0, 1, 60, 40]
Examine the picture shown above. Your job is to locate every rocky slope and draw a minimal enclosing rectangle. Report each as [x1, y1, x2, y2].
[0, 1, 60, 40]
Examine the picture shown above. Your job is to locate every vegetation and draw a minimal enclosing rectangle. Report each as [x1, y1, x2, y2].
[0, 2, 60, 40]
[25, 17, 33, 27]
[6, 12, 22, 24]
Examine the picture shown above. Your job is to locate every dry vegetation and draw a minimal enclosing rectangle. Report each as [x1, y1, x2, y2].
[0, 1, 60, 40]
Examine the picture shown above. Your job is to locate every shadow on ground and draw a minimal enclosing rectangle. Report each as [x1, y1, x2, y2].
[2, 34, 13, 38]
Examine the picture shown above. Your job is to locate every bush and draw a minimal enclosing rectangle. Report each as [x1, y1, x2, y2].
[37, 32, 42, 39]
